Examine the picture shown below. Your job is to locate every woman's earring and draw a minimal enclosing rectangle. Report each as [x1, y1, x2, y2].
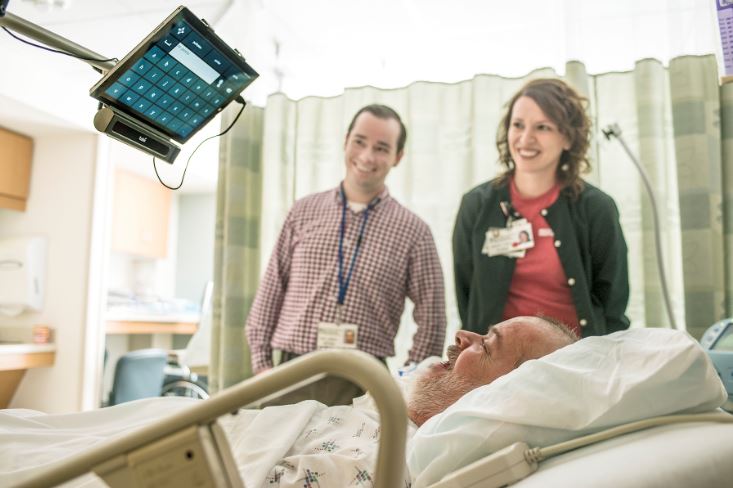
[560, 163, 569, 172]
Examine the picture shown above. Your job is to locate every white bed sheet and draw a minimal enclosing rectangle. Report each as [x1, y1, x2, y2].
[514, 420, 733, 487]
[0, 396, 415, 488]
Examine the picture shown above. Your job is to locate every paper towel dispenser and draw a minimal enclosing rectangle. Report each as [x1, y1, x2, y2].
[0, 237, 47, 316]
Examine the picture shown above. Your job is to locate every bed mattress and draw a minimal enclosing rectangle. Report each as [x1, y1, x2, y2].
[514, 421, 733, 487]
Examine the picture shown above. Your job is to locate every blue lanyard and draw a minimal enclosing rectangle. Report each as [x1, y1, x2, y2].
[337, 185, 379, 306]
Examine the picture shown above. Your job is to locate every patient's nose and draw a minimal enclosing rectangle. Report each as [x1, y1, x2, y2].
[455, 330, 482, 349]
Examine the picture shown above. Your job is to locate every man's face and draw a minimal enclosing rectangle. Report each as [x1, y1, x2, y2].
[343, 112, 403, 198]
[429, 317, 531, 385]
[407, 317, 556, 426]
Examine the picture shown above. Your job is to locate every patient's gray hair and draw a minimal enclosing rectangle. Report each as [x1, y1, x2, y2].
[517, 316, 579, 367]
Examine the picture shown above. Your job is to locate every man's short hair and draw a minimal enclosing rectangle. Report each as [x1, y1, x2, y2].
[538, 315, 581, 342]
[515, 316, 579, 368]
[347, 104, 407, 154]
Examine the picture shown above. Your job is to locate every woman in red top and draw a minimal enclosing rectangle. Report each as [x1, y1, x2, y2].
[452, 78, 630, 338]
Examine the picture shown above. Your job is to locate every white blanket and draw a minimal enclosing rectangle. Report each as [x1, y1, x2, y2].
[0, 395, 415, 488]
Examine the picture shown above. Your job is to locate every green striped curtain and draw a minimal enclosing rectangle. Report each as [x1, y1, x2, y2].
[211, 55, 731, 386]
[721, 78, 733, 331]
[209, 104, 264, 393]
[669, 56, 727, 338]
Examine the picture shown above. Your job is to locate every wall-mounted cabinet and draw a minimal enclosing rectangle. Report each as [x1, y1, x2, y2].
[111, 169, 171, 259]
[0, 127, 33, 212]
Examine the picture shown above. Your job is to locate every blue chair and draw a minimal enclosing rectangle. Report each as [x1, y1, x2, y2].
[107, 348, 168, 406]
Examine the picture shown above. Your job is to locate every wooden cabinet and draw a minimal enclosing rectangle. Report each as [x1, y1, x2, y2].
[111, 169, 172, 258]
[0, 127, 33, 211]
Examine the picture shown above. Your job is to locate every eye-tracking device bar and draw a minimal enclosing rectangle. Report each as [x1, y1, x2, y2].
[0, 3, 258, 164]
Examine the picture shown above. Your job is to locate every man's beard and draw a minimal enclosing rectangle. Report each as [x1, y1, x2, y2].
[406, 345, 483, 426]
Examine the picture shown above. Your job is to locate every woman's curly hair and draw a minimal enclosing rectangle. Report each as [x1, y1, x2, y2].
[495, 78, 591, 198]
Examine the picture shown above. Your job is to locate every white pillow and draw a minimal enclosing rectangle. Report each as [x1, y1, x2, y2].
[407, 328, 727, 488]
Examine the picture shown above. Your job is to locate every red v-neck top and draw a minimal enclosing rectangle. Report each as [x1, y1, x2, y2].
[502, 179, 580, 336]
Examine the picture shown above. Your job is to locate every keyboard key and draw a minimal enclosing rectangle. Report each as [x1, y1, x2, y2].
[133, 98, 152, 113]
[105, 82, 126, 99]
[144, 45, 166, 64]
[157, 94, 175, 108]
[132, 59, 153, 76]
[143, 66, 165, 83]
[131, 79, 153, 94]
[158, 55, 177, 73]
[120, 91, 140, 106]
[118, 70, 140, 87]
[158, 34, 178, 53]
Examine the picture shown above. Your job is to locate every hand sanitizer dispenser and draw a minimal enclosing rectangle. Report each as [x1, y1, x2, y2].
[0, 237, 47, 316]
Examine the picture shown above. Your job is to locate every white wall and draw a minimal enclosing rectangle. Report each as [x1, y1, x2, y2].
[0, 130, 99, 413]
[0, 25, 98, 132]
[175, 193, 216, 303]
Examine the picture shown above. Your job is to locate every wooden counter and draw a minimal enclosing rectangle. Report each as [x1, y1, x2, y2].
[105, 312, 200, 335]
[0, 343, 56, 408]
[106, 320, 197, 335]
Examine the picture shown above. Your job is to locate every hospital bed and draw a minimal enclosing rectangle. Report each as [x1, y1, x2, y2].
[3, 328, 733, 488]
[8, 350, 408, 488]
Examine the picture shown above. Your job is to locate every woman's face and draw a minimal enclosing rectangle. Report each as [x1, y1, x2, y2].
[508, 96, 570, 179]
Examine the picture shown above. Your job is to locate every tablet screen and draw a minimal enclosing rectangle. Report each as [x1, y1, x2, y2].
[89, 6, 258, 144]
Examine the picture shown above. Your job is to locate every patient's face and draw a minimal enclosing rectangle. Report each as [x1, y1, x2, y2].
[407, 317, 551, 426]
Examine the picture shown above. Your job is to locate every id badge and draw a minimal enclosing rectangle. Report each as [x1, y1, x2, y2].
[317, 322, 358, 349]
[482, 219, 534, 257]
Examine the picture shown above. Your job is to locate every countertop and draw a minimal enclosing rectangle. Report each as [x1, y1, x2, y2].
[0, 343, 56, 354]
[105, 311, 200, 323]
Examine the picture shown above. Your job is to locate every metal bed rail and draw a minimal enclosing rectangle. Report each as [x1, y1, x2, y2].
[13, 349, 408, 488]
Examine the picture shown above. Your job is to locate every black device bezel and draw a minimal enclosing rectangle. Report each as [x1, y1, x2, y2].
[89, 6, 258, 144]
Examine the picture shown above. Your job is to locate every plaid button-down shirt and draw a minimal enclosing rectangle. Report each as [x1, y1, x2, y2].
[246, 186, 446, 372]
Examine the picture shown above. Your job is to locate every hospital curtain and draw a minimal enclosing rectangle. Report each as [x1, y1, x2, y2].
[594, 55, 728, 339]
[215, 54, 730, 380]
[209, 104, 264, 393]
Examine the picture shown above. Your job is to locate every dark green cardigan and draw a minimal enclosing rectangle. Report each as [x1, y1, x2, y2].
[452, 179, 630, 337]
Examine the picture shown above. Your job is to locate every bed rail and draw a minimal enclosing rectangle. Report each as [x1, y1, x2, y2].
[13, 349, 408, 488]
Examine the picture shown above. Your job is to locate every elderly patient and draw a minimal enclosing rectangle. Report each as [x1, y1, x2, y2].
[407, 315, 577, 426]
[0, 316, 576, 488]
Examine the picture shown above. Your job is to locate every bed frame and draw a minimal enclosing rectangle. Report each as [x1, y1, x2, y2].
[11, 349, 408, 488]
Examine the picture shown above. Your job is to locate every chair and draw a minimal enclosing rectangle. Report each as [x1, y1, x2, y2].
[107, 348, 168, 406]
[161, 281, 213, 400]
[161, 364, 209, 399]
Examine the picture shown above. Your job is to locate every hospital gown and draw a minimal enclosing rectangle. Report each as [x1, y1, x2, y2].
[231, 398, 414, 487]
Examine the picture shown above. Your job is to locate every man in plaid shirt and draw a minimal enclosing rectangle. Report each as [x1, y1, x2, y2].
[246, 104, 447, 405]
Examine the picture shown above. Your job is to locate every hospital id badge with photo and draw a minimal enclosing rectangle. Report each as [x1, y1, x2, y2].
[316, 322, 358, 349]
[482, 219, 534, 257]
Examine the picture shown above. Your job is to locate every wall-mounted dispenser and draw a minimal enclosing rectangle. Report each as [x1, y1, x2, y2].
[0, 237, 47, 316]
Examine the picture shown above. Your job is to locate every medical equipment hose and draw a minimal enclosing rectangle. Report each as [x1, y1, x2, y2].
[525, 411, 733, 463]
[602, 124, 679, 331]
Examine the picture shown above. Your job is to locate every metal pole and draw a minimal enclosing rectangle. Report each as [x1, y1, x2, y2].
[0, 11, 115, 72]
[602, 123, 679, 331]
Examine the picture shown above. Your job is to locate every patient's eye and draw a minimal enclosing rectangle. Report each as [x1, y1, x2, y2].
[482, 339, 492, 360]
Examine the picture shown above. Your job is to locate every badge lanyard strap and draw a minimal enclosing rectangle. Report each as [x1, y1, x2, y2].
[337, 186, 379, 309]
